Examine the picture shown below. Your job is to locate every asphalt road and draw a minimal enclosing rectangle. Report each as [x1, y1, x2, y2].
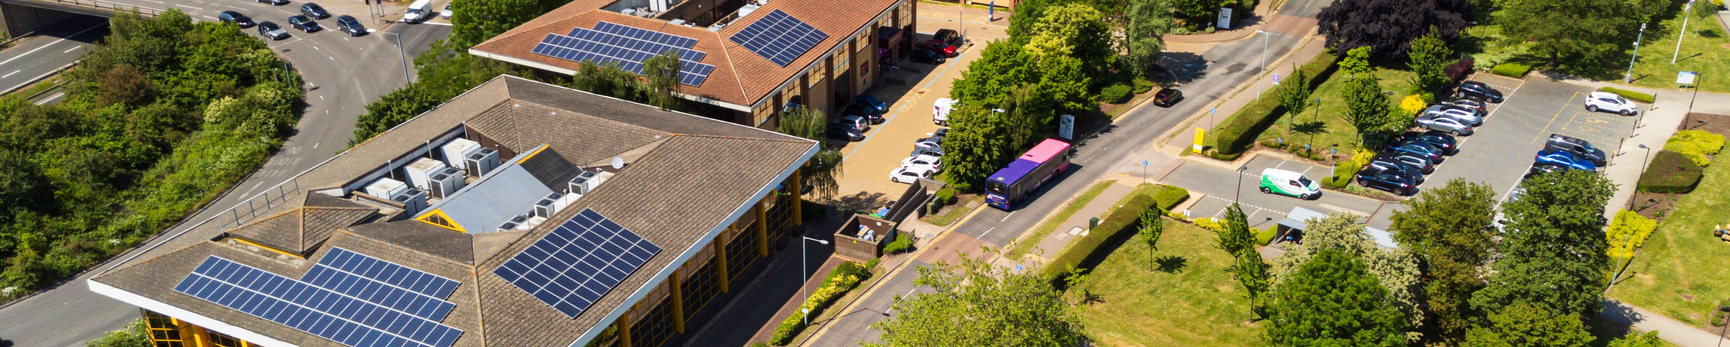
[0, 15, 107, 94]
[812, 260, 934, 347]
[951, 0, 1335, 247]
[1159, 155, 1392, 230]
[0, 1, 449, 345]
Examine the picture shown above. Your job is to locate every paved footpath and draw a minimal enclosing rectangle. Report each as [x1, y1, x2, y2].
[1602, 299, 1730, 346]
[1002, 178, 1138, 270]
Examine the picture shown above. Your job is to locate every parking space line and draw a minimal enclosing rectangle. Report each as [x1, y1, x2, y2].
[1533, 92, 1583, 144]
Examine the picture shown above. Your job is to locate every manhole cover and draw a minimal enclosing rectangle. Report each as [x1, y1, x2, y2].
[1067, 227, 1085, 235]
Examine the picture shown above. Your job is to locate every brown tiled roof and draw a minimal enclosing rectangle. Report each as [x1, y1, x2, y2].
[471, 0, 903, 108]
[226, 193, 375, 254]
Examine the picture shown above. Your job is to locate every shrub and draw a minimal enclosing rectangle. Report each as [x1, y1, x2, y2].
[751, 343, 771, 347]
[1490, 62, 1531, 77]
[1037, 195, 1156, 283]
[1321, 161, 1361, 188]
[1599, 86, 1656, 103]
[1193, 217, 1224, 232]
[1214, 53, 1342, 155]
[1399, 94, 1429, 115]
[769, 262, 871, 345]
[1208, 149, 1244, 161]
[864, 257, 880, 270]
[934, 187, 958, 206]
[1664, 129, 1725, 167]
[1166, 209, 1189, 221]
[1637, 150, 1704, 193]
[1133, 78, 1155, 94]
[1254, 226, 1277, 246]
[1606, 210, 1658, 259]
[883, 234, 913, 254]
[1148, 184, 1191, 211]
[1100, 84, 1132, 104]
[1444, 58, 1475, 84]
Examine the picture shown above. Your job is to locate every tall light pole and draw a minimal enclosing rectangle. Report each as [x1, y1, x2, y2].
[1638, 144, 1652, 178]
[1235, 165, 1248, 202]
[1626, 23, 1646, 83]
[1255, 30, 1269, 101]
[1672, 0, 1694, 64]
[382, 31, 411, 84]
[800, 236, 829, 327]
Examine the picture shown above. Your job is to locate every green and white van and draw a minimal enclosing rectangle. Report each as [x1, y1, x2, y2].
[1259, 169, 1320, 200]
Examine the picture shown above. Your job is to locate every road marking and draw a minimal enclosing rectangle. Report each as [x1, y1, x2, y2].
[328, 55, 335, 61]
[314, 143, 320, 149]
[313, 45, 321, 50]
[0, 23, 107, 67]
[1274, 160, 1287, 170]
[143, 0, 163, 3]
[1000, 211, 1015, 222]
[319, 95, 325, 100]
[979, 227, 997, 239]
[1, 70, 18, 79]
[1533, 92, 1583, 144]
[174, 4, 204, 10]
[62, 46, 80, 53]
[883, 288, 919, 315]
[420, 22, 452, 26]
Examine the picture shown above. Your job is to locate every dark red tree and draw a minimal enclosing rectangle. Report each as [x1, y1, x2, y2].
[1316, 0, 1471, 58]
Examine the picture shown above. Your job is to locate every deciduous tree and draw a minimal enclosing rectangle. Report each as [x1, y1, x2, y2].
[1272, 214, 1422, 331]
[940, 105, 1014, 191]
[1266, 248, 1409, 346]
[867, 253, 1084, 346]
[1217, 204, 1268, 315]
[1463, 302, 1592, 347]
[1138, 207, 1165, 271]
[1025, 3, 1115, 85]
[1276, 64, 1312, 125]
[777, 107, 844, 199]
[1316, 0, 1469, 57]
[640, 49, 683, 111]
[1406, 27, 1454, 94]
[1121, 0, 1174, 79]
[1495, 0, 1639, 68]
[1389, 179, 1498, 343]
[449, 0, 543, 49]
[1340, 75, 1390, 144]
[1472, 170, 1616, 318]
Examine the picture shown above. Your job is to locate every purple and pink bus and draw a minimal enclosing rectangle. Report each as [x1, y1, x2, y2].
[986, 139, 1073, 210]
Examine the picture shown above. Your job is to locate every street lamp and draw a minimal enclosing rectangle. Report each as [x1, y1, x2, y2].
[382, 31, 411, 84]
[1255, 30, 1269, 101]
[1625, 23, 1646, 84]
[800, 236, 829, 327]
[1235, 165, 1249, 203]
[1637, 144, 1652, 178]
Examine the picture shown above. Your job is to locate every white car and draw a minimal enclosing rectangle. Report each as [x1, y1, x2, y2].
[1584, 91, 1638, 116]
[841, 115, 869, 132]
[441, 4, 453, 19]
[890, 165, 937, 184]
[902, 154, 942, 171]
[1423, 105, 1482, 126]
[933, 98, 956, 125]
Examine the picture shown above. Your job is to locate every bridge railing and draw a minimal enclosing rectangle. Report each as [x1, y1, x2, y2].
[34, 0, 160, 16]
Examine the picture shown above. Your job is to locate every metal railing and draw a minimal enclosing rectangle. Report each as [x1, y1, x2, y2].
[33, 0, 161, 16]
[216, 178, 302, 229]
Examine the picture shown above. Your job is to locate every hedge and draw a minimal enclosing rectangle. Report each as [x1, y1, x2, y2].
[1664, 129, 1725, 167]
[1148, 184, 1191, 211]
[883, 233, 913, 254]
[1037, 195, 1157, 283]
[1599, 86, 1657, 103]
[1213, 53, 1341, 155]
[1321, 161, 1360, 189]
[1101, 84, 1132, 104]
[934, 187, 958, 206]
[1133, 78, 1155, 94]
[1637, 150, 1704, 194]
[1491, 63, 1531, 77]
[1444, 58, 1475, 84]
[1254, 226, 1277, 246]
[769, 262, 873, 345]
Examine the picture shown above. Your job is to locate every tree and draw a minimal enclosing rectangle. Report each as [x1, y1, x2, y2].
[1340, 73, 1390, 144]
[940, 105, 1014, 191]
[1388, 179, 1497, 343]
[1121, 0, 1174, 79]
[1138, 207, 1165, 272]
[1271, 214, 1422, 331]
[1008, 0, 1074, 40]
[0, 150, 50, 212]
[1472, 170, 1616, 318]
[1607, 331, 1663, 347]
[1316, 0, 1469, 57]
[641, 49, 683, 111]
[351, 40, 516, 145]
[449, 0, 544, 49]
[950, 42, 1041, 108]
[867, 253, 1084, 346]
[1462, 302, 1592, 347]
[1172, 0, 1220, 29]
[777, 107, 844, 199]
[86, 319, 152, 347]
[1495, 0, 1639, 68]
[1406, 26, 1454, 94]
[1216, 204, 1268, 315]
[1265, 248, 1410, 346]
[1024, 3, 1115, 82]
[1340, 46, 1374, 77]
[1276, 63, 1312, 126]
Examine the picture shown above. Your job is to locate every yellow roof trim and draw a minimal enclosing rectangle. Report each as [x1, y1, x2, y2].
[416, 209, 468, 233]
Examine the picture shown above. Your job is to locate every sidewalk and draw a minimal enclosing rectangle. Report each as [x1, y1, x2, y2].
[1161, 33, 1328, 154]
[1602, 299, 1730, 347]
[1002, 178, 1138, 272]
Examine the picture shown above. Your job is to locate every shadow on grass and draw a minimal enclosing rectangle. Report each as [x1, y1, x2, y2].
[1293, 120, 1328, 134]
[1156, 255, 1188, 273]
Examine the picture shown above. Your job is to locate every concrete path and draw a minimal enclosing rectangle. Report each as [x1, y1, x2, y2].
[1601, 299, 1730, 346]
[1012, 179, 1137, 268]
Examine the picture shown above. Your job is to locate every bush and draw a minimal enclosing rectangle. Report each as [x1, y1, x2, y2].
[1399, 94, 1429, 115]
[1490, 62, 1531, 77]
[883, 234, 913, 254]
[935, 187, 957, 206]
[1599, 86, 1656, 103]
[769, 262, 871, 345]
[1037, 195, 1156, 283]
[1192, 217, 1224, 232]
[1665, 129, 1725, 167]
[1321, 161, 1361, 188]
[1148, 184, 1190, 211]
[1208, 149, 1244, 161]
[1606, 210, 1659, 259]
[1214, 53, 1341, 155]
[1444, 58, 1475, 84]
[1100, 84, 1132, 104]
[1133, 78, 1155, 94]
[1254, 226, 1277, 246]
[1637, 150, 1704, 193]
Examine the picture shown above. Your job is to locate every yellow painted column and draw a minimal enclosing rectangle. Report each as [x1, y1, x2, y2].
[670, 269, 686, 334]
[755, 199, 769, 257]
[714, 233, 731, 293]
[173, 318, 210, 347]
[791, 170, 803, 226]
[617, 308, 634, 347]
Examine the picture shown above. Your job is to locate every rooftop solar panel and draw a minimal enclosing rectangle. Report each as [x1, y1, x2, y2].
[595, 21, 698, 50]
[317, 247, 460, 299]
[492, 208, 661, 318]
[728, 10, 829, 67]
[302, 264, 456, 321]
[174, 256, 463, 347]
[533, 33, 714, 86]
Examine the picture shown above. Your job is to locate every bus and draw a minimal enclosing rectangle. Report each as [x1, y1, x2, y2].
[986, 139, 1073, 210]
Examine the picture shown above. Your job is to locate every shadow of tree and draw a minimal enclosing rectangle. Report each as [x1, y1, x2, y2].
[1156, 255, 1188, 273]
[829, 191, 893, 215]
[1293, 120, 1328, 134]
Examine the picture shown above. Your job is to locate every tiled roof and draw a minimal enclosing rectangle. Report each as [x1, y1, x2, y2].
[226, 193, 375, 255]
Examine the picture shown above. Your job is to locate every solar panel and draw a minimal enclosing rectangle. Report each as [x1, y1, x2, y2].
[302, 264, 456, 321]
[727, 9, 829, 67]
[566, 26, 709, 62]
[532, 24, 715, 86]
[594, 21, 698, 50]
[316, 247, 460, 299]
[174, 256, 463, 347]
[492, 208, 661, 318]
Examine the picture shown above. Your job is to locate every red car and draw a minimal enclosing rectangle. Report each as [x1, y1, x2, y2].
[921, 39, 957, 57]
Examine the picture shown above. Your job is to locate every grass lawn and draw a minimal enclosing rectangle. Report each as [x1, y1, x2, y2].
[1069, 221, 1264, 346]
[1625, 11, 1730, 92]
[923, 196, 981, 226]
[1608, 152, 1730, 326]
[1008, 181, 1113, 258]
[1255, 65, 1418, 155]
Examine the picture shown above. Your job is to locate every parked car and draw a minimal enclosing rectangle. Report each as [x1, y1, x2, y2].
[1259, 169, 1321, 200]
[1377, 152, 1435, 174]
[921, 39, 957, 57]
[933, 98, 956, 125]
[335, 15, 366, 36]
[441, 4, 453, 19]
[1423, 105, 1483, 126]
[840, 115, 869, 132]
[911, 49, 946, 64]
[404, 0, 435, 23]
[1415, 114, 1473, 135]
[1396, 131, 1458, 155]
[1386, 142, 1445, 162]
[301, 3, 330, 19]
[890, 165, 937, 184]
[932, 28, 961, 45]
[257, 21, 290, 40]
[1455, 81, 1504, 103]
[1544, 134, 1607, 166]
[1523, 163, 1571, 180]
[1153, 88, 1183, 107]
[1584, 91, 1638, 116]
[911, 145, 944, 158]
[1443, 98, 1486, 113]
[1534, 149, 1597, 171]
[902, 155, 943, 171]
[1356, 162, 1421, 196]
[827, 122, 864, 141]
[218, 11, 255, 28]
[854, 95, 888, 113]
[257, 0, 288, 5]
[843, 101, 884, 124]
[287, 15, 321, 32]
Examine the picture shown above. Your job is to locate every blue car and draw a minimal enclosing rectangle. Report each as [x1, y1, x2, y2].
[1386, 142, 1444, 161]
[1535, 149, 1597, 171]
[854, 95, 888, 113]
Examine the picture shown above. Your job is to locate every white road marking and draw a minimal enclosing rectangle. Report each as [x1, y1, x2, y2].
[328, 56, 335, 61]
[419, 22, 452, 26]
[1, 70, 18, 79]
[62, 47, 80, 53]
[174, 4, 204, 10]
[1000, 211, 1016, 222]
[313, 45, 321, 50]
[143, 0, 164, 3]
[883, 288, 920, 314]
[313, 143, 320, 149]
[0, 23, 106, 67]
[319, 95, 325, 100]
[33, 92, 63, 105]
[979, 227, 997, 239]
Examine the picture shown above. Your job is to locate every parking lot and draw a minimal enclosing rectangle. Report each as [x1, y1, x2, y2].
[1160, 155, 1391, 229]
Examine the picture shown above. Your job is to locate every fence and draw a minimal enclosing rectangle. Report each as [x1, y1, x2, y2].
[215, 179, 302, 229]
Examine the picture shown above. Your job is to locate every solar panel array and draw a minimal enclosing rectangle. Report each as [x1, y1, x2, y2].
[493, 208, 661, 318]
[301, 248, 459, 320]
[174, 256, 463, 347]
[532, 24, 715, 86]
[315, 247, 460, 299]
[728, 10, 829, 67]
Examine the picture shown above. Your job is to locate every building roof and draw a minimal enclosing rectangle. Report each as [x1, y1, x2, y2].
[226, 194, 376, 255]
[422, 164, 555, 234]
[469, 0, 903, 109]
[91, 75, 818, 347]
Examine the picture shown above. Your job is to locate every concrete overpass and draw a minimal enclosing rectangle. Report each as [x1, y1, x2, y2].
[0, 0, 160, 36]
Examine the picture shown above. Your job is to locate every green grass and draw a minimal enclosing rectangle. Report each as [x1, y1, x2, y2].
[1008, 182, 1114, 258]
[1069, 221, 1264, 346]
[1608, 152, 1730, 326]
[923, 195, 980, 226]
[1249, 66, 1418, 156]
[1626, 11, 1730, 93]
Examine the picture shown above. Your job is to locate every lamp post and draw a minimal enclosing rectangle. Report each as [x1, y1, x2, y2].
[1255, 30, 1269, 101]
[801, 236, 829, 327]
[1672, 0, 1693, 64]
[1625, 23, 1646, 83]
[382, 31, 411, 84]
[1235, 165, 1248, 203]
[1637, 144, 1652, 179]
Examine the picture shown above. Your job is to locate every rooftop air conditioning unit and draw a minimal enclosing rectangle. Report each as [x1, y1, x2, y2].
[394, 188, 428, 215]
[427, 167, 465, 199]
[441, 138, 482, 171]
[497, 215, 529, 232]
[464, 148, 500, 177]
[404, 158, 447, 190]
[568, 171, 599, 195]
[534, 192, 563, 218]
[364, 178, 408, 200]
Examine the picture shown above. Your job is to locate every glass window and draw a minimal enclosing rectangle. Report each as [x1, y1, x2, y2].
[988, 182, 1006, 194]
[208, 331, 244, 347]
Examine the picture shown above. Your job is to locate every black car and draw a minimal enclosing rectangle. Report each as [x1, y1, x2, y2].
[1385, 142, 1445, 162]
[1455, 81, 1504, 103]
[1376, 152, 1435, 174]
[1396, 131, 1458, 155]
[911, 50, 946, 64]
[257, 0, 289, 5]
[301, 3, 330, 19]
[257, 21, 290, 40]
[932, 29, 961, 45]
[1544, 134, 1607, 166]
[287, 15, 321, 32]
[827, 122, 865, 141]
[218, 11, 255, 28]
[1356, 161, 1421, 196]
[335, 15, 366, 36]
[1523, 163, 1571, 180]
[1153, 88, 1183, 107]
[844, 101, 884, 124]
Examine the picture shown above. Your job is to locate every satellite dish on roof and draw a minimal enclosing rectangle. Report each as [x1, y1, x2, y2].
[611, 157, 624, 169]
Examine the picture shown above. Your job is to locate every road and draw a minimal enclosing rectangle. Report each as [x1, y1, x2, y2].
[0, 15, 107, 94]
[0, 1, 449, 345]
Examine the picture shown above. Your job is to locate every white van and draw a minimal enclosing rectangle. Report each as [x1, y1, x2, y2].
[404, 0, 434, 23]
[933, 98, 955, 125]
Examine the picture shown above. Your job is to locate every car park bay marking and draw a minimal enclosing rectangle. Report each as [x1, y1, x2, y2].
[1533, 92, 1583, 144]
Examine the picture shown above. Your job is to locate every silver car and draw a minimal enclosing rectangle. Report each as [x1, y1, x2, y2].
[1424, 105, 1482, 126]
[1416, 114, 1474, 135]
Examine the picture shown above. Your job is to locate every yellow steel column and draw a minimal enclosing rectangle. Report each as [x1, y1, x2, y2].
[755, 199, 769, 257]
[617, 308, 634, 347]
[791, 170, 803, 226]
[670, 269, 686, 334]
[714, 233, 731, 293]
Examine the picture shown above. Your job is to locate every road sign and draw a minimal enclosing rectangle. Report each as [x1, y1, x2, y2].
[1272, 73, 1281, 85]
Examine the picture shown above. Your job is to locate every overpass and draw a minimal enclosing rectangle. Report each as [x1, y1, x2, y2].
[0, 0, 160, 36]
